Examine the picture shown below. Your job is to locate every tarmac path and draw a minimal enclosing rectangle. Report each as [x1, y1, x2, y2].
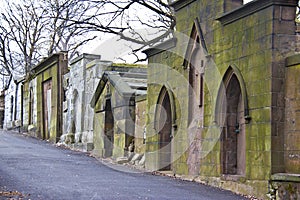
[0, 130, 248, 200]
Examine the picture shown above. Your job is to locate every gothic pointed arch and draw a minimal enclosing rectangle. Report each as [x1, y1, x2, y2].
[72, 89, 81, 133]
[154, 85, 176, 170]
[183, 18, 209, 125]
[215, 65, 251, 124]
[154, 85, 177, 131]
[216, 65, 249, 175]
[184, 18, 209, 175]
[183, 17, 208, 69]
[29, 87, 34, 124]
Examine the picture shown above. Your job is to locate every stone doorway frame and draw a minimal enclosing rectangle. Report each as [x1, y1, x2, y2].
[104, 98, 114, 158]
[215, 65, 251, 176]
[42, 78, 52, 140]
[155, 86, 176, 171]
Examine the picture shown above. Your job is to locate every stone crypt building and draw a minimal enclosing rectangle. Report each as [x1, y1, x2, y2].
[144, 0, 300, 199]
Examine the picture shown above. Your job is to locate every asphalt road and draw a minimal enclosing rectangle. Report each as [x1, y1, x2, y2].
[0, 130, 248, 200]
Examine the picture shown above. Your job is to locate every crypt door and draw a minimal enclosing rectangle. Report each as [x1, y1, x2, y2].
[104, 99, 114, 158]
[158, 90, 172, 171]
[221, 74, 245, 175]
[42, 79, 52, 140]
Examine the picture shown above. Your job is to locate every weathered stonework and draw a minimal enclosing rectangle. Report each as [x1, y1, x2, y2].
[60, 54, 104, 151]
[23, 78, 38, 137]
[284, 54, 300, 174]
[23, 52, 68, 142]
[91, 65, 147, 162]
[263, 55, 300, 200]
[144, 0, 299, 199]
[3, 76, 24, 131]
[135, 97, 147, 155]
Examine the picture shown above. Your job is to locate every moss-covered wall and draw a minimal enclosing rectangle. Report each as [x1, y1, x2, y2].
[23, 77, 38, 137]
[32, 52, 68, 143]
[93, 82, 136, 159]
[135, 98, 147, 154]
[93, 83, 109, 157]
[146, 0, 298, 198]
[36, 63, 59, 142]
[284, 54, 300, 174]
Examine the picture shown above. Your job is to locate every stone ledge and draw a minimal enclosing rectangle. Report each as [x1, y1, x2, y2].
[271, 173, 300, 182]
[143, 38, 177, 58]
[221, 174, 247, 183]
[217, 0, 297, 25]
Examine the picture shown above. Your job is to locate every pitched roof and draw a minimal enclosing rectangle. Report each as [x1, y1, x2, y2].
[90, 68, 147, 108]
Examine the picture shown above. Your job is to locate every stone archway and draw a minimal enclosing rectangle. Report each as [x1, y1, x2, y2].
[156, 87, 173, 171]
[104, 98, 114, 158]
[72, 90, 81, 134]
[29, 87, 34, 125]
[221, 74, 246, 175]
[42, 79, 52, 140]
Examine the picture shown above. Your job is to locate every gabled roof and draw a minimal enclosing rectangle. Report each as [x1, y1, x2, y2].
[90, 68, 147, 108]
[183, 18, 208, 69]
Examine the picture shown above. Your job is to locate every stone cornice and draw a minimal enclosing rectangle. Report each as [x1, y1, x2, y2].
[170, 0, 197, 12]
[32, 52, 68, 74]
[143, 38, 177, 58]
[217, 0, 297, 25]
[70, 53, 101, 66]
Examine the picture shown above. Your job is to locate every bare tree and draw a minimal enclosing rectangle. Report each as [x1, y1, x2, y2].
[42, 0, 97, 58]
[297, 0, 300, 22]
[65, 0, 175, 61]
[0, 0, 175, 87]
[0, 0, 99, 87]
[0, 0, 47, 77]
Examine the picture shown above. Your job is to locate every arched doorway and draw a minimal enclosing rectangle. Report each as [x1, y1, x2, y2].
[42, 79, 52, 140]
[156, 88, 172, 171]
[221, 74, 246, 175]
[73, 90, 81, 134]
[104, 98, 114, 157]
[29, 88, 34, 125]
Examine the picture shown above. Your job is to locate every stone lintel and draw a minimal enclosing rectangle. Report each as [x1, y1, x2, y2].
[286, 54, 300, 67]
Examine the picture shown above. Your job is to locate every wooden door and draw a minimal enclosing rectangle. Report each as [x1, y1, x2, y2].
[104, 99, 114, 157]
[222, 74, 245, 175]
[42, 79, 52, 140]
[159, 92, 172, 171]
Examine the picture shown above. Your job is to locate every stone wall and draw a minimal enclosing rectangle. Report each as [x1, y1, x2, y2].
[284, 54, 300, 174]
[92, 65, 147, 161]
[3, 78, 24, 130]
[33, 52, 68, 142]
[60, 54, 113, 151]
[23, 78, 38, 137]
[135, 97, 147, 154]
[93, 83, 108, 157]
[270, 173, 300, 200]
[67, 54, 101, 145]
[145, 0, 299, 198]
